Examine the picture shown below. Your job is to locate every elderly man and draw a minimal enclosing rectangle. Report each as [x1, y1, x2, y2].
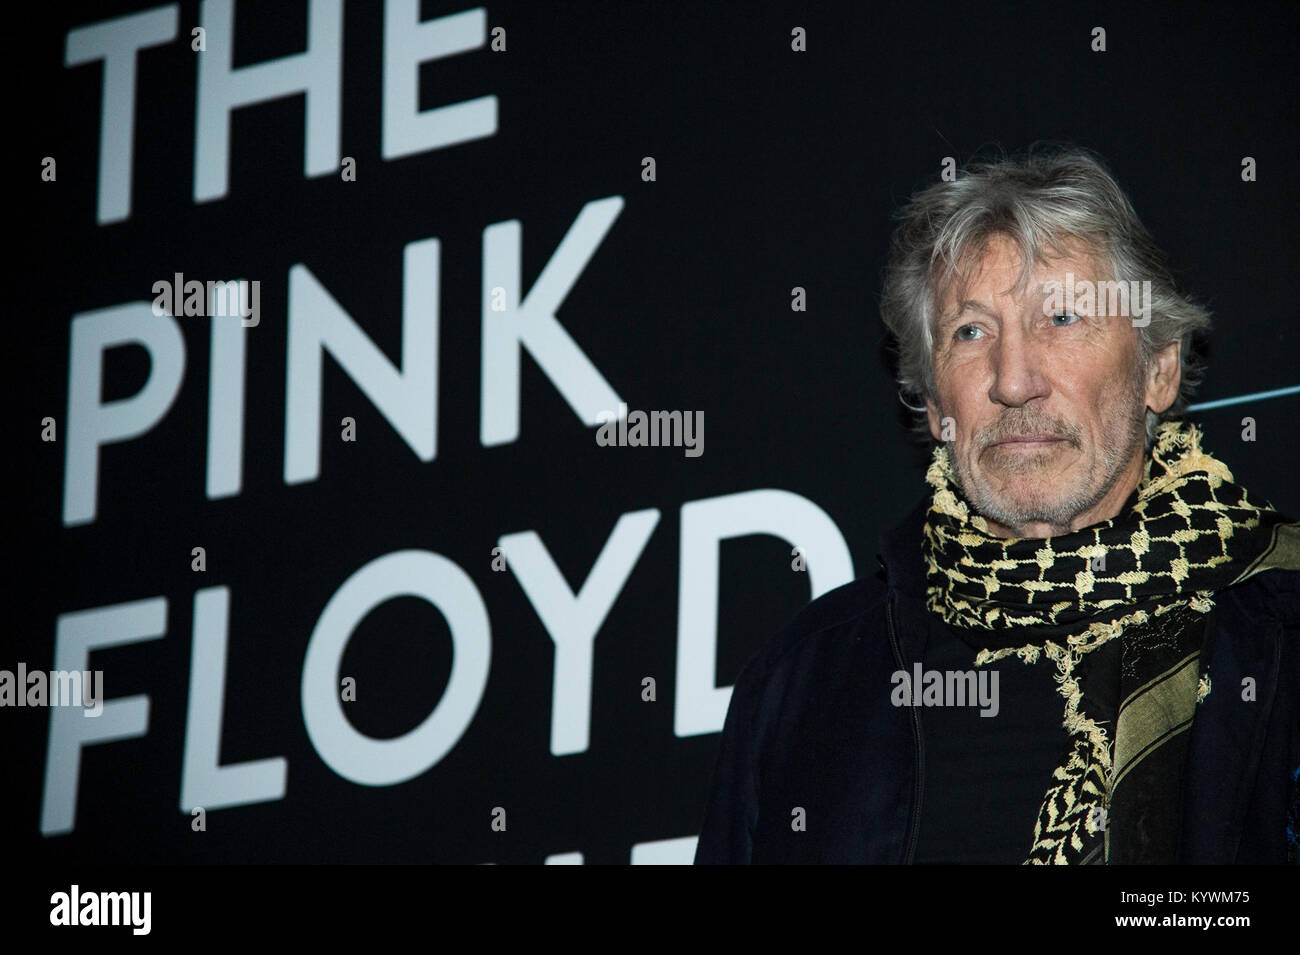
[695, 148, 1300, 864]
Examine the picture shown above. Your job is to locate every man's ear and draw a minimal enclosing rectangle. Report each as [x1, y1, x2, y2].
[1146, 340, 1182, 415]
[925, 398, 943, 441]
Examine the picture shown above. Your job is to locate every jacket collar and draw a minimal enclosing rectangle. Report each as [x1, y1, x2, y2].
[877, 494, 930, 601]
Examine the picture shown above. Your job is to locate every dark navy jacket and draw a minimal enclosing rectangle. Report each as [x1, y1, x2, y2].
[694, 498, 1300, 864]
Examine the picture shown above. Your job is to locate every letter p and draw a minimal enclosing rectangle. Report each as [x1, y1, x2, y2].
[64, 303, 185, 526]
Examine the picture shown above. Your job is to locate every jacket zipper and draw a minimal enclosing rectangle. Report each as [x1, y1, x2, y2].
[886, 592, 924, 864]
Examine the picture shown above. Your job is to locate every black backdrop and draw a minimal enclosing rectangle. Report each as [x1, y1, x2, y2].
[12, 0, 1299, 864]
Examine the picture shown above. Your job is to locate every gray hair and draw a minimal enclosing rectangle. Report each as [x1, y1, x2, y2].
[879, 145, 1211, 445]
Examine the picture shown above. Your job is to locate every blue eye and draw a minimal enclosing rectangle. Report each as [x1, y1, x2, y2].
[1052, 312, 1081, 326]
[956, 324, 984, 341]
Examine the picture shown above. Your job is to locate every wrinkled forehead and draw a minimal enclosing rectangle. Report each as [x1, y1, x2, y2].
[934, 233, 1110, 318]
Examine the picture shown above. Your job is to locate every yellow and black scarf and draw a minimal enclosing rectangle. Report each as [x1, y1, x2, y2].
[921, 419, 1300, 864]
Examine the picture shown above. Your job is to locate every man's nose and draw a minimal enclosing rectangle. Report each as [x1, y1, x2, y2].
[988, 323, 1050, 407]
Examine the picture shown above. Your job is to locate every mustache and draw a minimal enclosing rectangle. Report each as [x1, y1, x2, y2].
[980, 412, 1080, 449]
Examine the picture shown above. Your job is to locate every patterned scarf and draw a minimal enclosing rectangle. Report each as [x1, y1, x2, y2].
[921, 419, 1300, 864]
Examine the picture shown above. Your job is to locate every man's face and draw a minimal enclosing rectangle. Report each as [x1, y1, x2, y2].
[924, 235, 1179, 538]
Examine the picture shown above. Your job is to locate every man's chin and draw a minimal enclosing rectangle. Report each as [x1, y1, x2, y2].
[967, 481, 1079, 531]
